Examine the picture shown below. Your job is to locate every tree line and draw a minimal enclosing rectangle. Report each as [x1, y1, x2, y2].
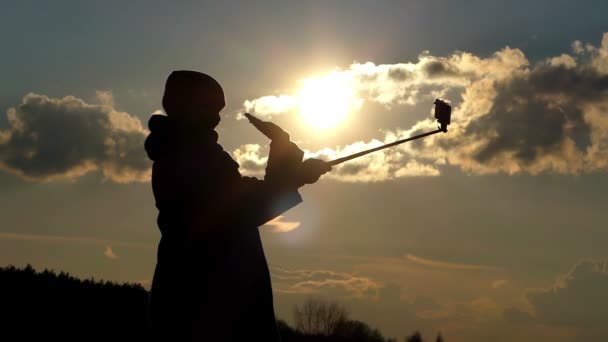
[0, 264, 443, 341]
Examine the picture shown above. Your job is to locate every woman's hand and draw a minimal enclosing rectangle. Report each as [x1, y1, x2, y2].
[297, 159, 332, 185]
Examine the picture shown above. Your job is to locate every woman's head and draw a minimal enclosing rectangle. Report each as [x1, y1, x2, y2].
[162, 70, 225, 128]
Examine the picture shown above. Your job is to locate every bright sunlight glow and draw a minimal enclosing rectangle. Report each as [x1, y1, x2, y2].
[296, 73, 360, 130]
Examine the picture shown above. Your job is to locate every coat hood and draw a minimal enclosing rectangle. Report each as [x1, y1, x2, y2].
[144, 114, 221, 161]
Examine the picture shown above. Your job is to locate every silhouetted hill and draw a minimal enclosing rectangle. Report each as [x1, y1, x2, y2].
[0, 265, 435, 342]
[0, 264, 149, 341]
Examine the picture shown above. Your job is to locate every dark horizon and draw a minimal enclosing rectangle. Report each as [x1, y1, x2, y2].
[0, 264, 436, 341]
[1, 1, 608, 341]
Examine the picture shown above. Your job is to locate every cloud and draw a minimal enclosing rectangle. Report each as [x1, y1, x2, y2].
[232, 141, 440, 181]
[502, 307, 534, 325]
[0, 231, 153, 249]
[95, 90, 115, 107]
[491, 279, 508, 289]
[6, 34, 608, 184]
[231, 143, 267, 177]
[270, 265, 426, 338]
[380, 36, 608, 175]
[405, 254, 498, 271]
[270, 266, 381, 299]
[0, 93, 151, 182]
[525, 259, 608, 335]
[241, 53, 477, 120]
[264, 215, 301, 233]
[501, 260, 608, 340]
[307, 141, 440, 182]
[104, 245, 119, 260]
[548, 54, 577, 69]
[241, 32, 608, 179]
[242, 45, 526, 120]
[242, 95, 298, 120]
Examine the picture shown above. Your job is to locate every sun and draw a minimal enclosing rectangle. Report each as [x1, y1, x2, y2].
[296, 73, 360, 130]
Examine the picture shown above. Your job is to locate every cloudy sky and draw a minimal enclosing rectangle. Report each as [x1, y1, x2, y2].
[2, 1, 608, 340]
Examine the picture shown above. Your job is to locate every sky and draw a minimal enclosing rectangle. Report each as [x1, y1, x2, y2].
[1, 1, 608, 340]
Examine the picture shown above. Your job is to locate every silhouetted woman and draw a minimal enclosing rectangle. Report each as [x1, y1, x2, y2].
[145, 71, 329, 341]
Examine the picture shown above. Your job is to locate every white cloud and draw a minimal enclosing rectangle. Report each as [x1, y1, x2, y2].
[394, 161, 441, 177]
[232, 140, 440, 182]
[242, 95, 298, 119]
[95, 90, 115, 107]
[231, 143, 267, 177]
[241, 46, 527, 120]
[270, 266, 381, 299]
[308, 139, 441, 182]
[241, 33, 608, 178]
[264, 215, 301, 233]
[0, 231, 153, 249]
[492, 279, 509, 289]
[104, 245, 119, 260]
[548, 54, 577, 69]
[405, 254, 499, 271]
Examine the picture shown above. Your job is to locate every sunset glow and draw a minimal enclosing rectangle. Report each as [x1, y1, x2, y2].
[296, 73, 360, 130]
[3, 2, 608, 341]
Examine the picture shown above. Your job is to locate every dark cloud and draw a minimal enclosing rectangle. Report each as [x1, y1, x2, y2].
[526, 260, 608, 331]
[466, 66, 608, 165]
[501, 260, 608, 340]
[422, 59, 462, 78]
[0, 93, 150, 182]
[469, 93, 586, 164]
[404, 127, 428, 151]
[527, 65, 608, 102]
[411, 295, 440, 311]
[466, 64, 608, 165]
[502, 307, 534, 325]
[387, 67, 411, 81]
[404, 37, 608, 175]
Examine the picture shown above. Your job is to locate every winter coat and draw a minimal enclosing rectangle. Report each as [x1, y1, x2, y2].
[144, 114, 302, 341]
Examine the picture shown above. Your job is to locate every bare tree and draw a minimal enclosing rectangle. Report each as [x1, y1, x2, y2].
[406, 331, 423, 342]
[293, 297, 348, 335]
